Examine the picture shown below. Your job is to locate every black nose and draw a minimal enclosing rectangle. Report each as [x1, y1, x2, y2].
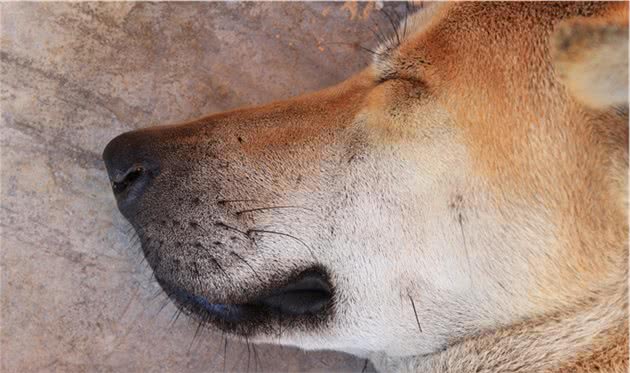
[103, 130, 160, 213]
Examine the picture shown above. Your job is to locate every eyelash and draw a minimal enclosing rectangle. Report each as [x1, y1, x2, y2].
[376, 74, 398, 84]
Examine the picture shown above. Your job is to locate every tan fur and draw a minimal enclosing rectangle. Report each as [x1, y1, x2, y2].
[370, 3, 629, 371]
[114, 3, 629, 372]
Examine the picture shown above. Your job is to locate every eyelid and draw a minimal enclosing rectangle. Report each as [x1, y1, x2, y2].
[375, 71, 400, 84]
[376, 75, 425, 87]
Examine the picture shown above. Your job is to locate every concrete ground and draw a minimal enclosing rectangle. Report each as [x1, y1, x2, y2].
[1, 2, 406, 372]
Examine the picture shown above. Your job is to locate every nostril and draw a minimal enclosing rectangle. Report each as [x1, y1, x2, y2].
[103, 130, 161, 213]
[112, 165, 145, 195]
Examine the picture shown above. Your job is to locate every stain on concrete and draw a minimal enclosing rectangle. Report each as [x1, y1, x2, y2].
[1, 2, 405, 372]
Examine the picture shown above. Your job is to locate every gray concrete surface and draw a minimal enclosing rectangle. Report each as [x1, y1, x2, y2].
[0, 2, 405, 372]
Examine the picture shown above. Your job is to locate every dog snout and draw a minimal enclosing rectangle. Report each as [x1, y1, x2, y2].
[103, 130, 160, 213]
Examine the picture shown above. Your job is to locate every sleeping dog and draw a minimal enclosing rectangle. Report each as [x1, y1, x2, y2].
[104, 3, 628, 372]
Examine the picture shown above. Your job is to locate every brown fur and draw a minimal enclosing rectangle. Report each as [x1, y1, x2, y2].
[371, 3, 628, 371]
[109, 3, 629, 371]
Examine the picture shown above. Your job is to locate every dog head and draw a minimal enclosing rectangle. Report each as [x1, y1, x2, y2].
[103, 3, 628, 358]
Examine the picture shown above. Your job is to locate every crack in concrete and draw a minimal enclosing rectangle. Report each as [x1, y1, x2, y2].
[0, 50, 152, 125]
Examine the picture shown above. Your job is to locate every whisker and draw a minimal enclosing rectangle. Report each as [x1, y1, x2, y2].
[168, 308, 182, 329]
[247, 229, 316, 259]
[277, 313, 283, 340]
[366, 23, 387, 45]
[217, 199, 260, 205]
[123, 225, 136, 240]
[369, 13, 393, 48]
[189, 220, 216, 239]
[230, 251, 264, 283]
[361, 358, 370, 373]
[210, 256, 230, 279]
[188, 319, 204, 353]
[126, 233, 141, 255]
[403, 2, 410, 40]
[150, 287, 163, 301]
[192, 261, 206, 295]
[136, 237, 150, 266]
[408, 294, 423, 333]
[458, 213, 474, 288]
[139, 271, 159, 290]
[212, 331, 226, 370]
[252, 344, 262, 373]
[322, 41, 387, 56]
[236, 205, 316, 216]
[223, 337, 229, 373]
[117, 287, 141, 323]
[155, 295, 171, 317]
[359, 45, 387, 57]
[381, 8, 401, 47]
[391, 5, 404, 32]
[214, 222, 250, 238]
[246, 336, 251, 373]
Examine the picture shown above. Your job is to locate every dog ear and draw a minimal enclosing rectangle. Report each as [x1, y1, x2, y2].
[551, 8, 628, 109]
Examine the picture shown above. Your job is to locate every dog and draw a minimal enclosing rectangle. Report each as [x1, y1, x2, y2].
[103, 3, 628, 372]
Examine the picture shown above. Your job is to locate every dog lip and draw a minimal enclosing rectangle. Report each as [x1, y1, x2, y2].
[254, 271, 332, 315]
[161, 269, 333, 322]
[170, 287, 246, 322]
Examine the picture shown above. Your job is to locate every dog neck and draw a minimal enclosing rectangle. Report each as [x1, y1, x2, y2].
[371, 277, 628, 372]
